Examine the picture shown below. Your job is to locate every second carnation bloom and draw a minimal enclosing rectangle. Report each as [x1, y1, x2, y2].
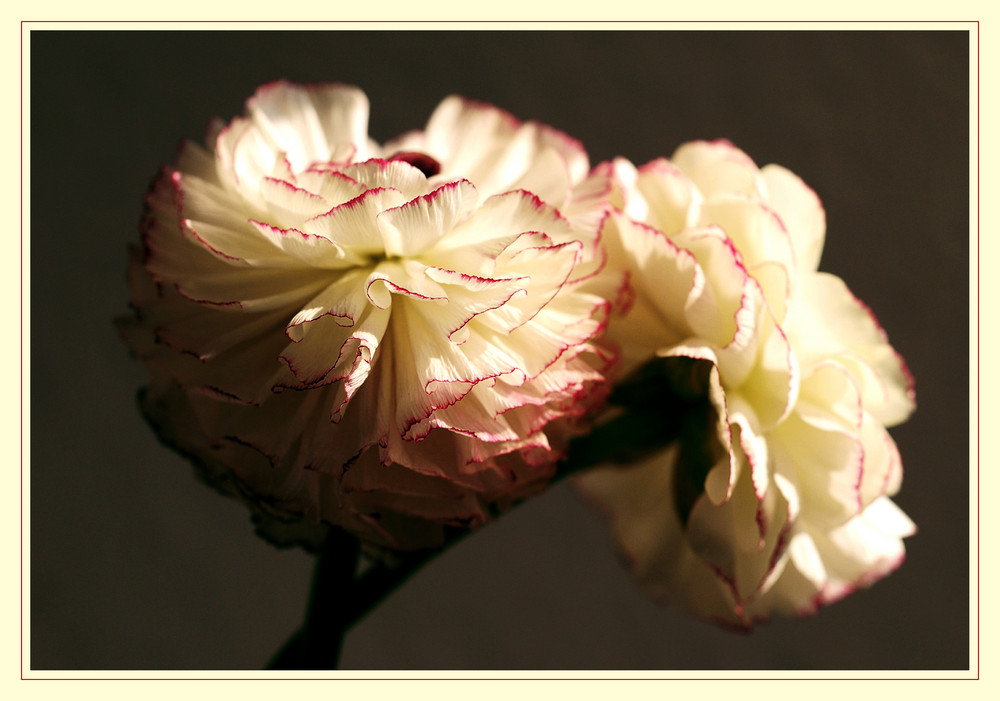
[577, 141, 916, 628]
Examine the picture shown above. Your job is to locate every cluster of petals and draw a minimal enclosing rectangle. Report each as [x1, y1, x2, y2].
[120, 81, 612, 550]
[577, 140, 916, 627]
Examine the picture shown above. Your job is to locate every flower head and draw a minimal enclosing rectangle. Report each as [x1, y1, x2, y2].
[578, 140, 915, 627]
[120, 82, 612, 550]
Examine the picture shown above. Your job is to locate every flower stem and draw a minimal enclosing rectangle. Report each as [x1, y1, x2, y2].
[266, 526, 360, 670]
[266, 394, 684, 669]
[340, 404, 685, 629]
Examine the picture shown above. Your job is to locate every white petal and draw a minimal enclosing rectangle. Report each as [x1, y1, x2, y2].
[303, 187, 408, 259]
[259, 177, 334, 225]
[635, 158, 700, 234]
[377, 180, 479, 257]
[697, 196, 796, 311]
[672, 140, 763, 199]
[248, 82, 332, 171]
[338, 158, 431, 200]
[761, 164, 826, 273]
[249, 220, 352, 269]
[787, 273, 916, 426]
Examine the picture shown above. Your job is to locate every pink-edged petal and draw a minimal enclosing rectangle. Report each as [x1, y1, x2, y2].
[562, 167, 613, 240]
[247, 82, 331, 169]
[155, 295, 292, 362]
[654, 346, 738, 506]
[474, 349, 605, 420]
[672, 139, 763, 200]
[179, 218, 283, 268]
[596, 157, 640, 216]
[377, 180, 479, 258]
[771, 405, 865, 530]
[726, 311, 798, 429]
[364, 259, 449, 309]
[856, 413, 905, 507]
[497, 294, 608, 379]
[286, 268, 372, 341]
[787, 272, 916, 427]
[404, 386, 523, 445]
[697, 196, 796, 311]
[784, 530, 829, 596]
[685, 443, 792, 606]
[464, 301, 601, 386]
[602, 214, 701, 341]
[214, 117, 280, 193]
[506, 143, 572, 207]
[635, 157, 701, 235]
[300, 83, 373, 161]
[672, 226, 759, 354]
[391, 96, 589, 203]
[249, 220, 353, 269]
[378, 329, 479, 442]
[258, 177, 335, 225]
[813, 496, 914, 604]
[746, 259, 790, 323]
[761, 163, 826, 274]
[771, 496, 915, 613]
[797, 359, 865, 431]
[279, 305, 389, 389]
[574, 446, 748, 626]
[340, 447, 470, 499]
[486, 236, 581, 331]
[338, 158, 432, 200]
[169, 262, 331, 311]
[175, 170, 267, 231]
[294, 168, 367, 209]
[247, 81, 371, 170]
[432, 189, 576, 258]
[302, 187, 408, 257]
[146, 316, 295, 406]
[389, 298, 519, 391]
[467, 116, 587, 203]
[728, 403, 770, 514]
[423, 266, 525, 341]
[143, 188, 332, 311]
[529, 119, 591, 186]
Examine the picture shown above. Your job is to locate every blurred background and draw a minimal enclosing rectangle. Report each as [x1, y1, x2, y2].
[28, 29, 970, 671]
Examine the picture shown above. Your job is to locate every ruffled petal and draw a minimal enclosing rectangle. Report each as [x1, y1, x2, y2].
[247, 81, 371, 170]
[377, 180, 479, 257]
[786, 272, 916, 427]
[122, 84, 611, 551]
[580, 138, 914, 627]
[635, 158, 700, 235]
[761, 164, 826, 274]
[672, 140, 762, 200]
[302, 187, 408, 260]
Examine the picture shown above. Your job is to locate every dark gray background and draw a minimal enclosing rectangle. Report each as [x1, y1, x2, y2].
[29, 29, 970, 671]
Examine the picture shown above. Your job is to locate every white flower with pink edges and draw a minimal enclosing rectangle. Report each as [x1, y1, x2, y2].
[578, 140, 916, 627]
[120, 82, 611, 550]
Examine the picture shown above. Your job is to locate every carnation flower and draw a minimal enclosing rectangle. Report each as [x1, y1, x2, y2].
[119, 81, 612, 551]
[577, 140, 916, 627]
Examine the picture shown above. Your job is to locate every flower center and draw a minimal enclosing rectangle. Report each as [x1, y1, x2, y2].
[388, 151, 441, 178]
[364, 251, 401, 267]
